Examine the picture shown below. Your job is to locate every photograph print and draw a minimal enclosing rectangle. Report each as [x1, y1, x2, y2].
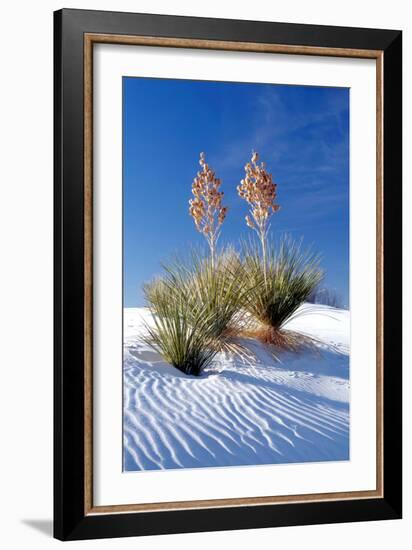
[122, 76, 350, 473]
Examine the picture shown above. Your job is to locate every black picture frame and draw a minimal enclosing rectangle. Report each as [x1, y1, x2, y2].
[54, 8, 402, 541]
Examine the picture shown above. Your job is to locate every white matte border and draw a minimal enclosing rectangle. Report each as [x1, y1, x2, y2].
[93, 44, 376, 507]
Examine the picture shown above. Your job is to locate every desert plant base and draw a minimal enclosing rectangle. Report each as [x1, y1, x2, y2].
[243, 326, 320, 354]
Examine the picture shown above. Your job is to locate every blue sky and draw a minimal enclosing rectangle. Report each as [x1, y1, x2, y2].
[123, 77, 349, 308]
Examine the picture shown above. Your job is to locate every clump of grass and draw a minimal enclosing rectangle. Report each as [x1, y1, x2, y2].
[143, 249, 253, 374]
[142, 282, 219, 376]
[240, 236, 324, 345]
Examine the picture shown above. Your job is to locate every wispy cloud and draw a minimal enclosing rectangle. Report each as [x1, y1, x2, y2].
[215, 85, 349, 228]
[217, 85, 348, 172]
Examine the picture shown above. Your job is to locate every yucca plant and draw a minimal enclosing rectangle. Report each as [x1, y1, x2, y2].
[240, 236, 324, 344]
[143, 249, 254, 373]
[142, 280, 218, 376]
[173, 250, 253, 353]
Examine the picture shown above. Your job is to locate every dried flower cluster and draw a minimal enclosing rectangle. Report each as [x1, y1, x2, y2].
[237, 151, 280, 236]
[189, 152, 228, 267]
[237, 151, 280, 284]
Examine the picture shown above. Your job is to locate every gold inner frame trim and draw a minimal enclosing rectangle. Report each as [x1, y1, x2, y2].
[84, 33, 384, 515]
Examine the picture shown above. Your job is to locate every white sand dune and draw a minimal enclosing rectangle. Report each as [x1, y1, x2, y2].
[123, 304, 350, 472]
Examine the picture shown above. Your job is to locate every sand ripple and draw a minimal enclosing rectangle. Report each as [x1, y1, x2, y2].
[123, 304, 350, 471]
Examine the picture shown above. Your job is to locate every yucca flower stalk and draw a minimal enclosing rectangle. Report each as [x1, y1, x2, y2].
[237, 151, 280, 285]
[189, 152, 228, 269]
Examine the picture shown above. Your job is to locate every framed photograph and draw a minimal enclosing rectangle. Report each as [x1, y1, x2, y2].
[54, 8, 402, 541]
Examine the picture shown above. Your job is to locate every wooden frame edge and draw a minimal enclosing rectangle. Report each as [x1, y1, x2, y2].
[85, 32, 382, 58]
[84, 33, 94, 515]
[83, 33, 384, 516]
[88, 489, 381, 515]
[376, 52, 384, 498]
